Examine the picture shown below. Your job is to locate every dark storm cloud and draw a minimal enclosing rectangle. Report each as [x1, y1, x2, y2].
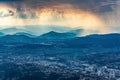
[18, 12, 37, 19]
[0, 0, 118, 13]
[0, 0, 22, 2]
[72, 0, 117, 13]
[16, 8, 37, 19]
[27, 0, 116, 13]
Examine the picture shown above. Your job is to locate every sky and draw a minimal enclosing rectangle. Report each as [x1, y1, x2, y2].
[0, 0, 119, 35]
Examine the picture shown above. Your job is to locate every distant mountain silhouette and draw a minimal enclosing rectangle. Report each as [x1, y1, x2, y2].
[0, 30, 82, 43]
[0, 32, 4, 36]
[69, 29, 83, 36]
[38, 31, 78, 39]
[14, 32, 36, 37]
[0, 28, 32, 35]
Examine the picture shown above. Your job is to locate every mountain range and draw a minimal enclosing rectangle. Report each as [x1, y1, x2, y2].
[0, 28, 32, 35]
[38, 31, 77, 39]
[14, 32, 36, 37]
[0, 27, 83, 37]
[0, 28, 119, 48]
[0, 32, 4, 36]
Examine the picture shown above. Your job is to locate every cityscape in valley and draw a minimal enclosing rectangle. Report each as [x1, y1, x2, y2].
[0, 0, 120, 80]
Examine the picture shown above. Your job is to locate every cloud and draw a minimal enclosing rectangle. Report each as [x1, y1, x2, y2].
[99, 0, 120, 27]
[0, 0, 119, 35]
[0, 7, 106, 35]
[0, 9, 14, 17]
[17, 9, 37, 19]
[0, 0, 118, 15]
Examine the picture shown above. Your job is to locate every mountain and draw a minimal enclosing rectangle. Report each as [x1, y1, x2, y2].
[0, 30, 79, 43]
[69, 29, 83, 36]
[0, 32, 4, 36]
[0, 35, 35, 43]
[38, 31, 78, 40]
[0, 28, 33, 35]
[86, 33, 120, 39]
[64, 33, 120, 48]
[14, 32, 36, 37]
[0, 33, 120, 48]
[22, 25, 73, 35]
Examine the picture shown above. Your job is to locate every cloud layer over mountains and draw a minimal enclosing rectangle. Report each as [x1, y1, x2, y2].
[0, 0, 119, 35]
